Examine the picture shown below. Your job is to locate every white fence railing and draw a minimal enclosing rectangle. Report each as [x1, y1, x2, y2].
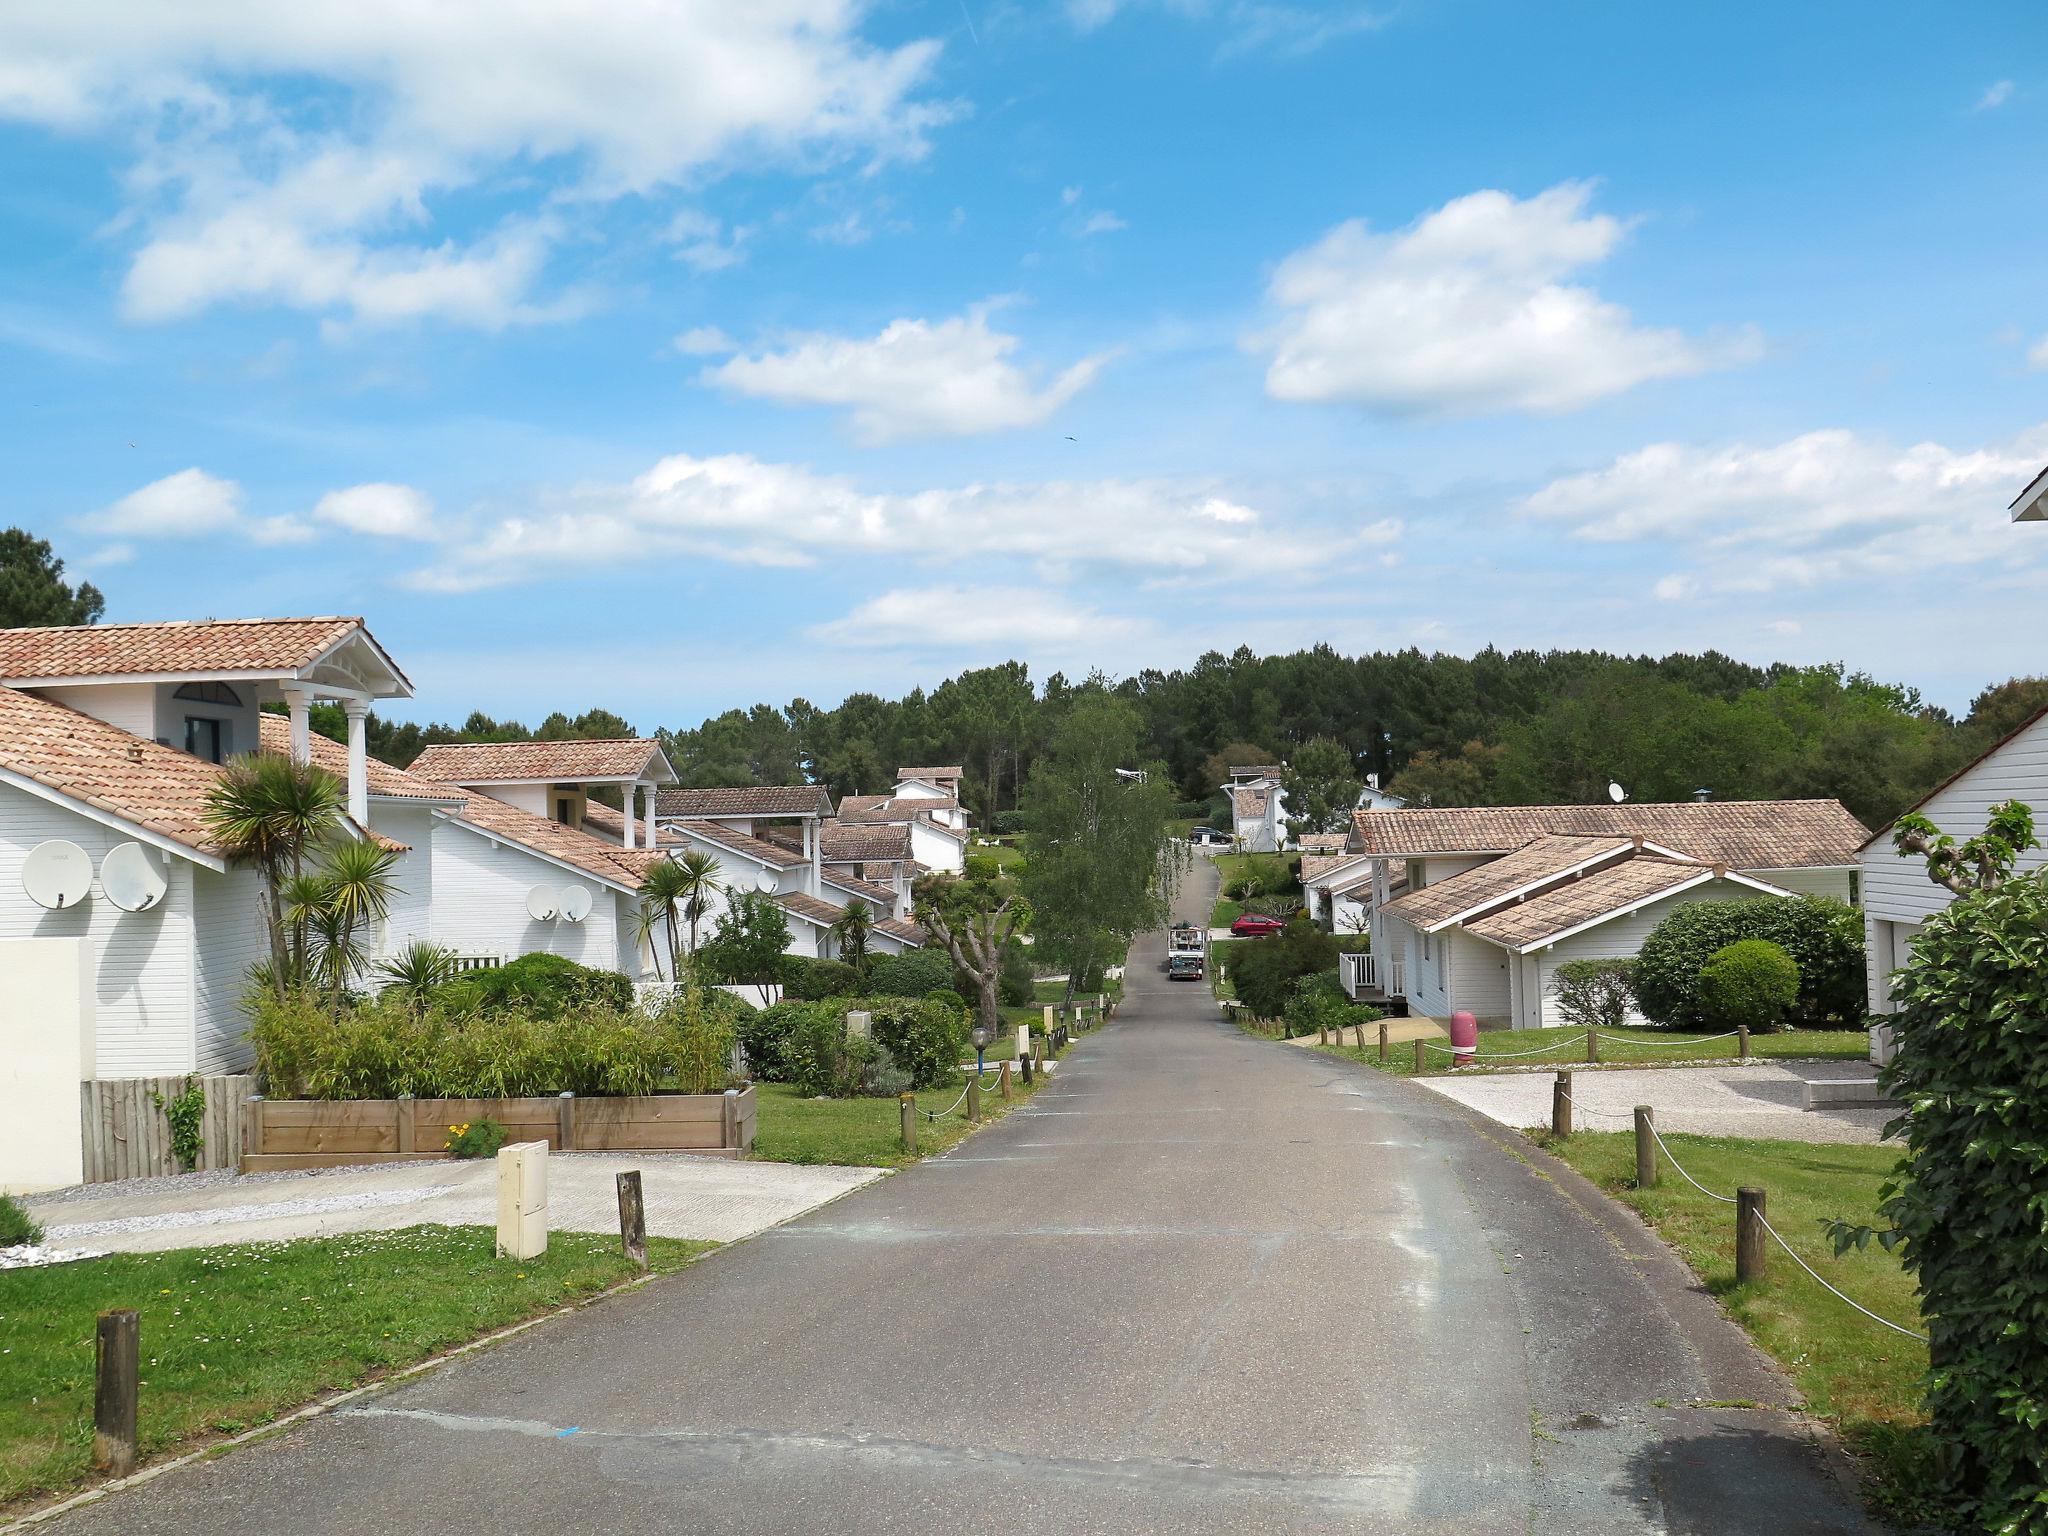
[1338, 951, 1405, 999]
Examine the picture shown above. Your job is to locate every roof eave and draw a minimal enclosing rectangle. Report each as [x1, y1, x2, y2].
[0, 764, 225, 872]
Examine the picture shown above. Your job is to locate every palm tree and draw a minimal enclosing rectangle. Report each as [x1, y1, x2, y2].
[313, 838, 401, 1007]
[672, 850, 723, 953]
[202, 752, 347, 991]
[377, 941, 459, 1013]
[637, 859, 693, 981]
[830, 900, 874, 979]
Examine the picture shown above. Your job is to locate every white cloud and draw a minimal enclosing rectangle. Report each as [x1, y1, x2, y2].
[250, 514, 316, 546]
[1064, 0, 1379, 56]
[1079, 210, 1128, 236]
[664, 210, 751, 272]
[701, 307, 1110, 442]
[1252, 182, 1755, 416]
[808, 585, 1136, 649]
[400, 450, 1399, 592]
[1765, 619, 1802, 637]
[1, 3, 945, 326]
[314, 482, 438, 539]
[672, 325, 736, 357]
[85, 543, 136, 568]
[1976, 80, 2015, 111]
[82, 467, 243, 536]
[1652, 574, 1693, 601]
[1524, 424, 2048, 592]
[2026, 333, 2048, 371]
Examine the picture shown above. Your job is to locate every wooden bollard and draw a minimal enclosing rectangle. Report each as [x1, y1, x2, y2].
[1019, 1051, 1034, 1086]
[1737, 1026, 1750, 1061]
[900, 1092, 918, 1153]
[1000, 1060, 1013, 1100]
[1552, 1071, 1573, 1137]
[966, 1075, 981, 1122]
[1736, 1187, 1767, 1283]
[1378, 1019, 1389, 1063]
[616, 1169, 647, 1269]
[94, 1309, 139, 1476]
[1318, 1023, 1328, 1046]
[1413, 1038, 1427, 1073]
[1634, 1106, 1657, 1189]
[1586, 1028, 1600, 1065]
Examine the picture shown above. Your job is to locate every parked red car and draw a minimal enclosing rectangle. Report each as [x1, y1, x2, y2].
[1230, 913, 1286, 937]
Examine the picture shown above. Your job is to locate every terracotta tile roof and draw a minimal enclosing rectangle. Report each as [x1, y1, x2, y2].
[655, 785, 831, 819]
[1297, 833, 1348, 854]
[839, 794, 962, 822]
[1232, 786, 1270, 818]
[820, 823, 912, 862]
[1381, 836, 1638, 931]
[0, 684, 232, 856]
[409, 739, 668, 784]
[667, 818, 809, 869]
[776, 890, 846, 927]
[258, 715, 460, 803]
[1300, 851, 1369, 885]
[823, 871, 898, 907]
[1347, 800, 1867, 869]
[1229, 764, 1284, 779]
[1461, 857, 1727, 950]
[0, 616, 373, 683]
[898, 766, 962, 780]
[874, 916, 928, 947]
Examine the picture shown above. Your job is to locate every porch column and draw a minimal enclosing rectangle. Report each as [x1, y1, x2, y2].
[639, 784, 655, 849]
[342, 699, 369, 825]
[622, 783, 636, 849]
[807, 816, 821, 895]
[282, 686, 312, 765]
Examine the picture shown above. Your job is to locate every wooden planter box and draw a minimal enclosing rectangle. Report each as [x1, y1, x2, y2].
[239, 1086, 757, 1172]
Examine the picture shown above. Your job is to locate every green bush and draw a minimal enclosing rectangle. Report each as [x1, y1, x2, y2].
[739, 1002, 805, 1082]
[444, 1117, 508, 1159]
[783, 1004, 909, 1098]
[998, 940, 1036, 1007]
[0, 1193, 43, 1246]
[963, 853, 1001, 881]
[1550, 958, 1638, 1033]
[1696, 940, 1800, 1033]
[867, 949, 955, 998]
[992, 810, 1028, 836]
[871, 996, 970, 1089]
[784, 956, 861, 1001]
[248, 988, 740, 1099]
[1633, 896, 1865, 1030]
[1875, 871, 2048, 1531]
[432, 953, 632, 1019]
[1230, 919, 1338, 1019]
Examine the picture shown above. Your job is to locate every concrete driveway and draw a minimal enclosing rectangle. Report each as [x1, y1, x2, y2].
[23, 1153, 880, 1254]
[1417, 1061, 1898, 1145]
[38, 859, 1875, 1535]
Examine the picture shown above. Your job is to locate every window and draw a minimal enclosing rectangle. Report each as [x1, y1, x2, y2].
[173, 681, 243, 706]
[185, 716, 225, 763]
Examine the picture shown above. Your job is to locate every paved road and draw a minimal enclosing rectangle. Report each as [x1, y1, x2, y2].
[44, 859, 1876, 1534]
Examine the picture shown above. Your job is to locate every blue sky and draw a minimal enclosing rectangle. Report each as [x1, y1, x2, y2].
[3, 1, 2045, 727]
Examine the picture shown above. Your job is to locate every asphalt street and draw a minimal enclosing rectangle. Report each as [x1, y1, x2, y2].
[42, 857, 1878, 1534]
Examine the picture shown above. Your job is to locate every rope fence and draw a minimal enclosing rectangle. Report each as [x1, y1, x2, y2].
[1548, 1074, 1925, 1342]
[1416, 1025, 1756, 1069]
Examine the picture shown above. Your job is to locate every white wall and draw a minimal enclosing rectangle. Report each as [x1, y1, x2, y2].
[0, 937, 94, 1193]
[30, 682, 157, 737]
[1862, 710, 2048, 933]
[0, 787, 197, 1075]
[1865, 916, 1923, 1014]
[1747, 866, 1855, 900]
[1450, 930, 1510, 1020]
[428, 821, 619, 969]
[190, 864, 266, 1072]
[368, 805, 437, 956]
[909, 819, 964, 873]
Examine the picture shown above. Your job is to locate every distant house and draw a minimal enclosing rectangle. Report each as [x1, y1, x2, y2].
[1228, 763, 1405, 853]
[1346, 800, 1867, 1028]
[1859, 701, 2048, 1012]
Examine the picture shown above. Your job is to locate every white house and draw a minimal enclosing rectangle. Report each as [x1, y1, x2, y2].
[1229, 763, 1405, 854]
[1860, 702, 2048, 1011]
[1346, 800, 1868, 1028]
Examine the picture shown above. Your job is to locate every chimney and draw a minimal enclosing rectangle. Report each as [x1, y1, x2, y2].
[1692, 787, 1712, 802]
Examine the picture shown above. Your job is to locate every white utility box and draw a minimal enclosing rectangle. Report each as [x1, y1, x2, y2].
[496, 1140, 549, 1260]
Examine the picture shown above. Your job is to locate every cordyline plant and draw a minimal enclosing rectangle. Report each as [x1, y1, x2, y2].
[1828, 800, 2047, 1533]
[912, 869, 1028, 1043]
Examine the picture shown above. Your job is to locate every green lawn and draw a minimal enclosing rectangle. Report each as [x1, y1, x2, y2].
[749, 1069, 1050, 1168]
[973, 841, 1026, 871]
[1208, 851, 1299, 927]
[1314, 1026, 1872, 1077]
[0, 1226, 710, 1509]
[1540, 1130, 1932, 1519]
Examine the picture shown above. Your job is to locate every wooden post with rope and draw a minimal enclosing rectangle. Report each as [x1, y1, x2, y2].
[1634, 1106, 1657, 1189]
[1552, 1071, 1573, 1137]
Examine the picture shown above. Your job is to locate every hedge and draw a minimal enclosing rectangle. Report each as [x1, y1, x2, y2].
[1696, 939, 1799, 1033]
[739, 995, 970, 1092]
[1633, 896, 1865, 1029]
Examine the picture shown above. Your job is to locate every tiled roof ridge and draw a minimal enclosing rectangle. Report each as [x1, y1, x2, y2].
[0, 613, 361, 639]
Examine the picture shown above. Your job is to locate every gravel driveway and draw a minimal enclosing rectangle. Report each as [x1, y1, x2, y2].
[1416, 1061, 1897, 1143]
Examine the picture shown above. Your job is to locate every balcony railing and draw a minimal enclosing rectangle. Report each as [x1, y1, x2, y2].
[1338, 950, 1404, 999]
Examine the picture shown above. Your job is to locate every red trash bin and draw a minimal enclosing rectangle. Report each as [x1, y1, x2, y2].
[1450, 1010, 1478, 1067]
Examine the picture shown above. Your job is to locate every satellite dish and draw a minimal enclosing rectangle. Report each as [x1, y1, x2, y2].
[1607, 781, 1627, 804]
[559, 885, 592, 923]
[101, 842, 168, 912]
[525, 884, 560, 922]
[23, 840, 93, 910]
[756, 871, 779, 894]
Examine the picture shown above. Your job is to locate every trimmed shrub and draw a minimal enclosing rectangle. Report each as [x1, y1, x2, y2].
[867, 949, 956, 998]
[963, 853, 1001, 881]
[870, 996, 970, 1089]
[992, 811, 1027, 836]
[784, 956, 861, 1002]
[1551, 958, 1638, 1033]
[432, 953, 632, 1019]
[783, 1004, 910, 1098]
[0, 1193, 43, 1247]
[1632, 896, 1865, 1030]
[1696, 940, 1799, 1033]
[1875, 872, 2048, 1530]
[998, 940, 1035, 1007]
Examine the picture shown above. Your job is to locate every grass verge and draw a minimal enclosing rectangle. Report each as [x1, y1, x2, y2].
[1312, 1026, 1871, 1077]
[749, 1066, 1050, 1169]
[0, 1226, 710, 1511]
[1538, 1129, 1936, 1522]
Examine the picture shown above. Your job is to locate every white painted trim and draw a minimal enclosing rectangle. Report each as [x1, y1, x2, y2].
[0, 765, 226, 871]
[1419, 840, 1675, 932]
[301, 625, 414, 698]
[431, 810, 640, 896]
[1498, 869, 1797, 954]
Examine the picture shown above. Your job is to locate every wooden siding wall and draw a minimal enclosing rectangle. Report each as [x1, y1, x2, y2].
[80, 1074, 256, 1183]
